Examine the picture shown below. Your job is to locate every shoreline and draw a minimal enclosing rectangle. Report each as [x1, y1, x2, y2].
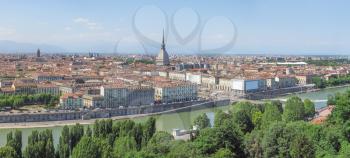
[0, 100, 230, 129]
[267, 84, 350, 99]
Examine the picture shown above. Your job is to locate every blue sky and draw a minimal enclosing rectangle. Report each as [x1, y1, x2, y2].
[0, 0, 349, 55]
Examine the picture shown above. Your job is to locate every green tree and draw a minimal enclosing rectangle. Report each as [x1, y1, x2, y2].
[143, 117, 156, 146]
[232, 110, 254, 134]
[213, 110, 232, 127]
[304, 99, 315, 119]
[271, 100, 283, 113]
[283, 96, 305, 122]
[193, 113, 211, 130]
[133, 123, 144, 150]
[327, 95, 336, 105]
[312, 76, 326, 88]
[231, 101, 256, 118]
[261, 102, 282, 128]
[23, 129, 55, 158]
[167, 141, 201, 158]
[339, 142, 350, 158]
[262, 122, 290, 158]
[0, 146, 18, 158]
[58, 126, 70, 158]
[289, 133, 315, 158]
[71, 137, 99, 158]
[195, 119, 244, 157]
[251, 111, 263, 129]
[6, 130, 22, 158]
[113, 136, 137, 158]
[327, 91, 350, 124]
[212, 148, 236, 158]
[145, 131, 174, 156]
[244, 129, 263, 158]
[86, 125, 92, 137]
[70, 123, 84, 152]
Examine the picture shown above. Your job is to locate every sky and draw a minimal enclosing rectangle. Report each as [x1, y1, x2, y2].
[0, 0, 349, 55]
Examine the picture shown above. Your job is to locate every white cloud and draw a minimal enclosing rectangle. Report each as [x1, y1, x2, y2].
[73, 17, 89, 23]
[0, 27, 16, 36]
[64, 26, 72, 31]
[73, 17, 103, 30]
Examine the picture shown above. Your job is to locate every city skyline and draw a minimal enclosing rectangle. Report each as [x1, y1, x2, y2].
[0, 0, 349, 55]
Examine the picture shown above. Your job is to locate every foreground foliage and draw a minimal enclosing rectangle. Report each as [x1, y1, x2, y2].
[2, 91, 350, 157]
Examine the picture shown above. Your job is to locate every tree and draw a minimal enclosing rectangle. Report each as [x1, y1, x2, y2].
[261, 102, 282, 128]
[113, 136, 137, 158]
[194, 119, 244, 157]
[133, 123, 144, 150]
[244, 129, 263, 158]
[312, 76, 326, 88]
[327, 91, 350, 124]
[23, 129, 55, 158]
[6, 130, 22, 158]
[342, 121, 350, 142]
[0, 146, 18, 158]
[193, 113, 210, 130]
[327, 95, 336, 105]
[71, 137, 99, 158]
[213, 148, 236, 158]
[143, 117, 156, 146]
[339, 142, 350, 158]
[304, 99, 316, 119]
[231, 101, 256, 118]
[58, 126, 70, 158]
[262, 122, 289, 158]
[283, 96, 305, 122]
[251, 111, 263, 129]
[167, 141, 201, 158]
[70, 123, 84, 152]
[232, 110, 254, 134]
[213, 110, 232, 127]
[289, 134, 315, 158]
[145, 131, 174, 156]
[271, 100, 283, 113]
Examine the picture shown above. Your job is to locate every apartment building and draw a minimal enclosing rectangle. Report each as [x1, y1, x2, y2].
[101, 84, 155, 108]
[275, 75, 297, 88]
[168, 72, 186, 81]
[82, 94, 104, 108]
[59, 93, 83, 109]
[154, 82, 197, 103]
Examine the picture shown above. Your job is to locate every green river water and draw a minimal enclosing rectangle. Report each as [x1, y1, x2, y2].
[0, 86, 349, 148]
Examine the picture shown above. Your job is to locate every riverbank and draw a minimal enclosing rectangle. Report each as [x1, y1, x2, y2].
[262, 84, 350, 100]
[0, 100, 230, 129]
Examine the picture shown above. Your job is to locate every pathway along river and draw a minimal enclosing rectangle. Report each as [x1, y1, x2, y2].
[0, 86, 349, 148]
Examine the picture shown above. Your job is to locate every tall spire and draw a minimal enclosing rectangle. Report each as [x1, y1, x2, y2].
[161, 29, 165, 48]
[156, 29, 170, 66]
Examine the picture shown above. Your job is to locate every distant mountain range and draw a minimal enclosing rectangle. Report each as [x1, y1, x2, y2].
[0, 40, 66, 53]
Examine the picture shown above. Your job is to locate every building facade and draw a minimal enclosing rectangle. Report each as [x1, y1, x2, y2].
[154, 83, 197, 103]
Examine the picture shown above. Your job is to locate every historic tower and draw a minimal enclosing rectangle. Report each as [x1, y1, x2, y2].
[36, 48, 41, 57]
[156, 30, 170, 66]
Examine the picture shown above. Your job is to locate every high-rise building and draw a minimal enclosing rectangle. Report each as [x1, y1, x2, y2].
[156, 30, 170, 66]
[36, 48, 41, 57]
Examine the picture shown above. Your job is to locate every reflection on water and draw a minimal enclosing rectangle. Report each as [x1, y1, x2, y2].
[277, 86, 350, 109]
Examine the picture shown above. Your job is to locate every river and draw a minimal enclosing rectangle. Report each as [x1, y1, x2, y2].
[0, 86, 349, 148]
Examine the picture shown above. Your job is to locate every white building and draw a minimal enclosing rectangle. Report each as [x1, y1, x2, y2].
[186, 72, 202, 85]
[231, 79, 267, 95]
[101, 84, 154, 108]
[154, 82, 197, 103]
[169, 72, 186, 81]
